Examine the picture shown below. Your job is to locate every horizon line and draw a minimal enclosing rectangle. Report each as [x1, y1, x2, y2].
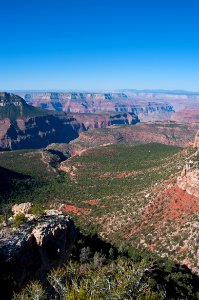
[1, 88, 199, 95]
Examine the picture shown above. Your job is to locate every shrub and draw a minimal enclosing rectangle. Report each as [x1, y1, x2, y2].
[30, 203, 45, 217]
[0, 215, 4, 228]
[13, 213, 27, 228]
[13, 281, 45, 300]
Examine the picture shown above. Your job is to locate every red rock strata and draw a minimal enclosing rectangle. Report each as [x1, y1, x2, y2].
[62, 205, 91, 216]
[125, 185, 199, 238]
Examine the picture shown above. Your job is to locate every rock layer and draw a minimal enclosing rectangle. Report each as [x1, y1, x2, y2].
[17, 91, 175, 121]
[0, 93, 139, 150]
[0, 115, 84, 150]
[70, 122, 199, 148]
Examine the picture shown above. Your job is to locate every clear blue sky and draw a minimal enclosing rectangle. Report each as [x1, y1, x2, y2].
[1, 0, 199, 91]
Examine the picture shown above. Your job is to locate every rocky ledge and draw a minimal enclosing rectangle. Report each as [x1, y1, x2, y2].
[193, 130, 199, 148]
[177, 131, 199, 198]
[177, 168, 199, 198]
[0, 207, 76, 299]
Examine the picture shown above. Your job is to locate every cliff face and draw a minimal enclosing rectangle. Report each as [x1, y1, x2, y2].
[73, 112, 139, 130]
[0, 93, 139, 150]
[0, 113, 139, 150]
[17, 92, 175, 122]
[0, 93, 84, 150]
[69, 122, 198, 149]
[0, 115, 84, 150]
[18, 90, 199, 123]
[0, 210, 76, 299]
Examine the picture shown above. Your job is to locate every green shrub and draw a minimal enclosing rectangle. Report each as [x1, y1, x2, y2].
[13, 281, 45, 300]
[0, 215, 4, 223]
[30, 204, 45, 217]
[13, 213, 27, 228]
[0, 215, 4, 228]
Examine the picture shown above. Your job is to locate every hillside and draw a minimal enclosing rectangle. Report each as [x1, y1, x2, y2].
[0, 134, 199, 298]
[0, 92, 53, 121]
[58, 139, 199, 274]
[1, 140, 198, 272]
[1, 202, 199, 300]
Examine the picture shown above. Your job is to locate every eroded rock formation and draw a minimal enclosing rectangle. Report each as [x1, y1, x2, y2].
[193, 131, 199, 148]
[177, 131, 199, 198]
[177, 155, 199, 198]
[17, 91, 175, 121]
[0, 209, 76, 299]
[0, 93, 85, 150]
[0, 93, 139, 150]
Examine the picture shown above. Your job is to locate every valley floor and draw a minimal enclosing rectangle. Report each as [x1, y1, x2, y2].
[1, 142, 198, 274]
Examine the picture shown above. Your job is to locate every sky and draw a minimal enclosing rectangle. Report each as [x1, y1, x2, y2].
[0, 0, 199, 91]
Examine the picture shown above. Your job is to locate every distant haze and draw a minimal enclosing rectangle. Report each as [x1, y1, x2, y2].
[4, 89, 199, 96]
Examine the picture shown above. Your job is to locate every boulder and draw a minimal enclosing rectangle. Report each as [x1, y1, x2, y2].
[177, 169, 199, 198]
[0, 212, 76, 299]
[12, 202, 33, 216]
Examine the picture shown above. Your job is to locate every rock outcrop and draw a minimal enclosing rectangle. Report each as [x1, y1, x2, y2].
[177, 131, 199, 198]
[177, 168, 199, 198]
[73, 112, 139, 130]
[193, 131, 199, 148]
[177, 153, 199, 198]
[12, 202, 33, 216]
[0, 210, 76, 299]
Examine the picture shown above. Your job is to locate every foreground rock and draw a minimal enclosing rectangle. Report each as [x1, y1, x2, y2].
[0, 211, 76, 299]
[12, 202, 33, 216]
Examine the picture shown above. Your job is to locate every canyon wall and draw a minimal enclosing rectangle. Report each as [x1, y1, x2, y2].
[69, 122, 199, 149]
[16, 91, 199, 123]
[0, 115, 84, 150]
[0, 93, 139, 150]
[17, 92, 176, 122]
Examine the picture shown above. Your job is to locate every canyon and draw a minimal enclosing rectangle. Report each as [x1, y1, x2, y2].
[17, 90, 199, 122]
[1, 92, 198, 151]
[17, 91, 175, 121]
[0, 92, 199, 297]
[51, 131, 199, 274]
[0, 93, 139, 150]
